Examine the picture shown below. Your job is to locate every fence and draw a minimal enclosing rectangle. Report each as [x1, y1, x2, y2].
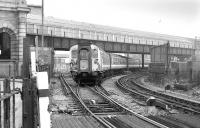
[0, 60, 17, 78]
[0, 60, 21, 128]
[0, 78, 21, 128]
[53, 57, 70, 74]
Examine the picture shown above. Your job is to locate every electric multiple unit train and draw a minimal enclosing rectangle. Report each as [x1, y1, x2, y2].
[69, 43, 141, 85]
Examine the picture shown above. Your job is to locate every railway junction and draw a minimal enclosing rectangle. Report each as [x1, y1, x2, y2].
[0, 0, 200, 128]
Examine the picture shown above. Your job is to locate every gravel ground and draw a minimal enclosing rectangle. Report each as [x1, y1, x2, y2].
[140, 77, 200, 102]
[79, 87, 102, 101]
[49, 78, 71, 113]
[138, 76, 200, 127]
[101, 75, 167, 116]
[49, 77, 82, 116]
[102, 75, 200, 127]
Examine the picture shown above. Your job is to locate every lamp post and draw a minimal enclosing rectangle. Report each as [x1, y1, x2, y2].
[41, 0, 44, 47]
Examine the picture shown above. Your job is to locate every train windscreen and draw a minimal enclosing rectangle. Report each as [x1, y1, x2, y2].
[79, 48, 89, 70]
[80, 49, 89, 59]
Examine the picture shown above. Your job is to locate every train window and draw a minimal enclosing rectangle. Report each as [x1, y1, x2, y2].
[80, 49, 89, 59]
[71, 50, 77, 58]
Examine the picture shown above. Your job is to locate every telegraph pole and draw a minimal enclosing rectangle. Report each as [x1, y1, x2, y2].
[41, 0, 44, 47]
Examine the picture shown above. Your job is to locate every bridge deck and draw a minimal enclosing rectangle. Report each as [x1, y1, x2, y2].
[26, 17, 195, 56]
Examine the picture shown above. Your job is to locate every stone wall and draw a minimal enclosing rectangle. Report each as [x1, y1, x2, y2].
[0, 0, 30, 77]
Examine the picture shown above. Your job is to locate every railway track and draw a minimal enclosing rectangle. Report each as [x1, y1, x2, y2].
[60, 74, 169, 128]
[119, 74, 200, 114]
[60, 74, 117, 128]
[115, 73, 200, 128]
[59, 75, 87, 115]
[49, 76, 85, 115]
[79, 87, 125, 115]
[116, 74, 157, 106]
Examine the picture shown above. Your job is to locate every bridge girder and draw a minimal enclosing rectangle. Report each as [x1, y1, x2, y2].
[27, 34, 195, 56]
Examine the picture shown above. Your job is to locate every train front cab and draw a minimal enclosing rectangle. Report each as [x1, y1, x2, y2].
[77, 44, 101, 85]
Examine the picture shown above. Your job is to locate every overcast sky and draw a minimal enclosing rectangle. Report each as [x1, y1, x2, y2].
[27, 0, 200, 38]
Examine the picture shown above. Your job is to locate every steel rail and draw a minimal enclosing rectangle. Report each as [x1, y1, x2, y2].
[127, 74, 200, 114]
[60, 74, 117, 128]
[116, 75, 171, 107]
[59, 74, 87, 114]
[116, 74, 200, 127]
[94, 85, 169, 128]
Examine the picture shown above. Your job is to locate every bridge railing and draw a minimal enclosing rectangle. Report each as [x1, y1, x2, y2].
[26, 22, 194, 49]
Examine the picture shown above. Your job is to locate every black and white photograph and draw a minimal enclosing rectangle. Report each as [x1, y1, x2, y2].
[0, 0, 200, 128]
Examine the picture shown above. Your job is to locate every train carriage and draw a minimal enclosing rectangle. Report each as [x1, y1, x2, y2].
[69, 43, 104, 84]
[69, 43, 137, 85]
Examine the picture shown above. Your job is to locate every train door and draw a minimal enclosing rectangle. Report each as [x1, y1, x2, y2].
[78, 45, 91, 72]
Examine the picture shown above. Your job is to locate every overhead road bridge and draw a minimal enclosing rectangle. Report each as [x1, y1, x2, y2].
[26, 16, 195, 57]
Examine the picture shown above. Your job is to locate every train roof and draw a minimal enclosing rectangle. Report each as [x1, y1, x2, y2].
[69, 44, 131, 59]
[69, 44, 99, 50]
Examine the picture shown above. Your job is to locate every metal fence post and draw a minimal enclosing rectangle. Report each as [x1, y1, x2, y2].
[12, 62, 16, 128]
[23, 37, 40, 128]
[0, 82, 1, 128]
[23, 37, 34, 128]
[22, 78, 34, 128]
[9, 64, 11, 78]
[4, 79, 10, 128]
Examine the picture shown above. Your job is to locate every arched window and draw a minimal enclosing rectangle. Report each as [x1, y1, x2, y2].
[0, 32, 11, 59]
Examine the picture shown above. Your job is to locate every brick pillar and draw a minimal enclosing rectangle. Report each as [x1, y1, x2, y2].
[17, 10, 29, 76]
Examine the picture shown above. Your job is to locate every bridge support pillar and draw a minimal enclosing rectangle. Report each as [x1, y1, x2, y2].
[126, 53, 129, 71]
[142, 54, 144, 68]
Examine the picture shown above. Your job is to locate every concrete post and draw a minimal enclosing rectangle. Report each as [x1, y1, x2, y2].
[127, 53, 129, 71]
[142, 54, 144, 68]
